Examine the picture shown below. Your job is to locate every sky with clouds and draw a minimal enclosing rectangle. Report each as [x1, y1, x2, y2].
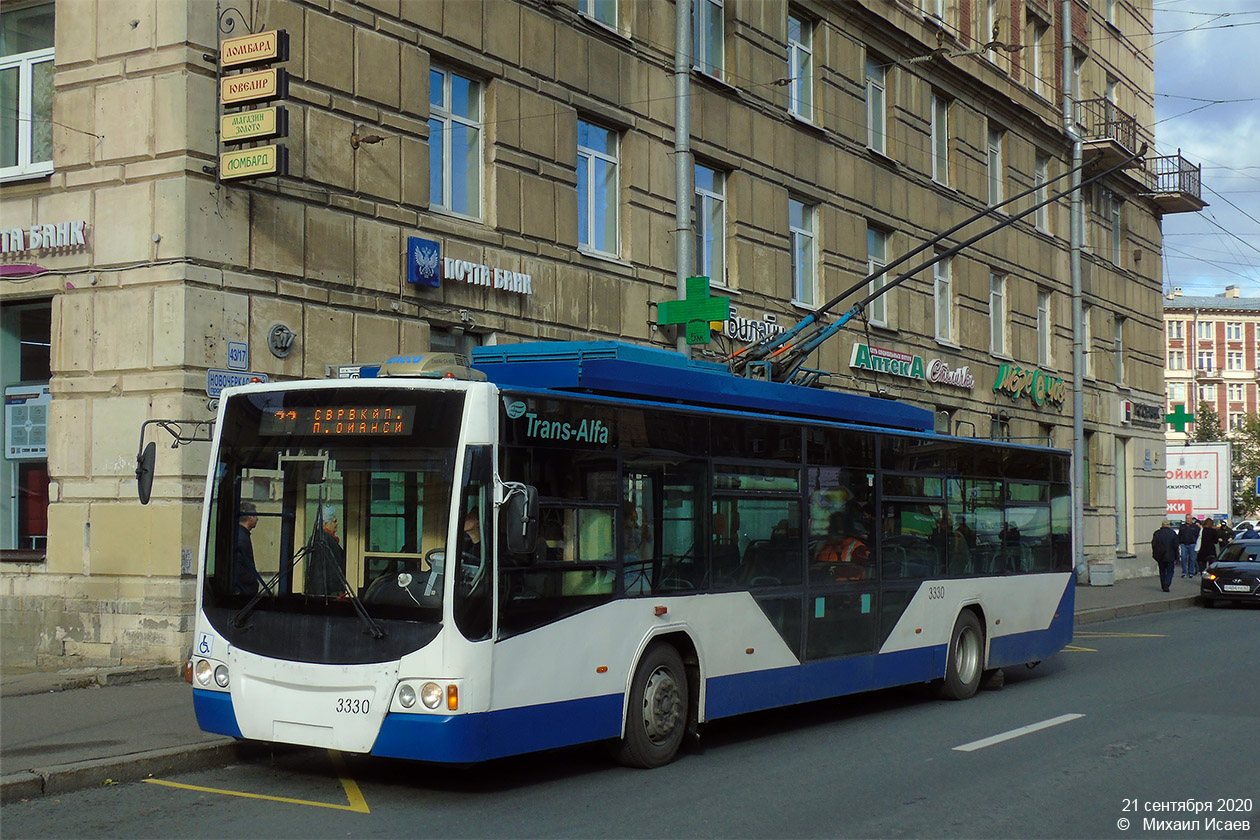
[1153, 0, 1260, 297]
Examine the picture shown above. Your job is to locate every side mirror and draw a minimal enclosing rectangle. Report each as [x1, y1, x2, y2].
[504, 484, 538, 555]
[136, 441, 157, 505]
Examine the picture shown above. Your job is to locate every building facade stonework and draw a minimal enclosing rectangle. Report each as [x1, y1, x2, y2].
[1, 0, 1199, 666]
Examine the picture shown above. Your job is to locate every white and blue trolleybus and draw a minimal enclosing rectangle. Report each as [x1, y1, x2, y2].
[189, 341, 1074, 768]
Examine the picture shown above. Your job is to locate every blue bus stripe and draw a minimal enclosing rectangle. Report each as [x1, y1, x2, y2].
[370, 693, 624, 763]
[193, 688, 243, 739]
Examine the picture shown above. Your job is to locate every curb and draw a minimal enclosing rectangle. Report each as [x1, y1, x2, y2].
[1, 739, 258, 804]
[0, 665, 182, 698]
[1075, 594, 1200, 625]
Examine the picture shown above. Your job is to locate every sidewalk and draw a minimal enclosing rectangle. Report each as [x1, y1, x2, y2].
[1, 574, 1202, 803]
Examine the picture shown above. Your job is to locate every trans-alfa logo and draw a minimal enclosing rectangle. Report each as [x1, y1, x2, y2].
[505, 400, 528, 419]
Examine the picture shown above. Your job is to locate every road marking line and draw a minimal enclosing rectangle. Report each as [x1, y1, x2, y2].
[1063, 644, 1097, 652]
[952, 713, 1085, 752]
[1074, 632, 1166, 638]
[143, 749, 369, 813]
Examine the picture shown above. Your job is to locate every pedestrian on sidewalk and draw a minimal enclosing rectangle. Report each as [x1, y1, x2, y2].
[1151, 519, 1179, 592]
[1197, 517, 1221, 575]
[1178, 514, 1200, 578]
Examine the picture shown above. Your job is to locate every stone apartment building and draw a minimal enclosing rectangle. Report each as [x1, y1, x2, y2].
[0, 0, 1202, 666]
[1163, 286, 1260, 447]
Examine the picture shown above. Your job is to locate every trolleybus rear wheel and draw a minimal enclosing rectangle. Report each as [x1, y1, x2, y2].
[616, 643, 688, 768]
[940, 611, 984, 701]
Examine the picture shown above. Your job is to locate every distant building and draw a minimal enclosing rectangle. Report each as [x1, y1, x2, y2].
[1, 0, 1203, 666]
[1163, 286, 1260, 445]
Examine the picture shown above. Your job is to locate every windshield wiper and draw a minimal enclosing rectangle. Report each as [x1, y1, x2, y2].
[311, 538, 386, 639]
[232, 545, 307, 629]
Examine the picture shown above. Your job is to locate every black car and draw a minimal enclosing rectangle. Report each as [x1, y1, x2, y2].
[1201, 538, 1260, 607]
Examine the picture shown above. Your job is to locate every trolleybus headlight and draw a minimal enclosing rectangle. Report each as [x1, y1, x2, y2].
[420, 682, 443, 709]
[194, 659, 213, 686]
[398, 684, 417, 708]
[213, 664, 230, 688]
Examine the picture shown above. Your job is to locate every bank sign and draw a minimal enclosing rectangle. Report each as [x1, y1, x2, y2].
[848, 343, 975, 390]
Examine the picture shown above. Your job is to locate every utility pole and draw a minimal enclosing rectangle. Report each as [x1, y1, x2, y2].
[1063, 0, 1086, 578]
[674, 0, 693, 357]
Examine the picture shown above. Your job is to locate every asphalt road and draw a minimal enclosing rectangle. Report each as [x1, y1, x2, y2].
[4, 605, 1257, 839]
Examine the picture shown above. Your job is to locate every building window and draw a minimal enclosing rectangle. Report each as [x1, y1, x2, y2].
[865, 55, 887, 155]
[923, 0, 945, 21]
[1197, 320, 1213, 340]
[989, 273, 1007, 356]
[1230, 413, 1244, 431]
[787, 12, 813, 121]
[1168, 350, 1184, 370]
[1115, 437, 1128, 551]
[867, 226, 889, 326]
[1226, 321, 1243, 340]
[1034, 153, 1051, 233]
[1168, 320, 1184, 340]
[693, 0, 724, 79]
[429, 67, 481, 218]
[0, 299, 52, 553]
[934, 254, 952, 343]
[1197, 350, 1214, 372]
[1083, 431, 1094, 506]
[1114, 317, 1125, 386]
[577, 120, 618, 257]
[1199, 383, 1215, 404]
[987, 126, 1004, 206]
[1227, 350, 1244, 371]
[931, 94, 949, 185]
[694, 163, 726, 286]
[990, 413, 1011, 442]
[790, 198, 816, 307]
[1083, 304, 1094, 378]
[1, 3, 55, 181]
[1168, 382, 1186, 405]
[579, 0, 616, 28]
[1029, 17, 1048, 98]
[1228, 383, 1244, 402]
[1037, 289, 1052, 367]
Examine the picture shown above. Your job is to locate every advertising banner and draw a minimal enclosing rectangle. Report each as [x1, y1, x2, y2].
[1166, 442, 1232, 519]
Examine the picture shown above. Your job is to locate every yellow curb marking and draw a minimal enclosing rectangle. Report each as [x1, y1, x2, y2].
[1063, 644, 1097, 652]
[143, 749, 369, 813]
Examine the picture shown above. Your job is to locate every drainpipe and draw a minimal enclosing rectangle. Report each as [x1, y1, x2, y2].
[1063, 0, 1086, 579]
[674, 0, 693, 357]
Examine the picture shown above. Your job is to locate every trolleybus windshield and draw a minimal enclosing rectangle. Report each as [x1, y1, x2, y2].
[201, 388, 465, 665]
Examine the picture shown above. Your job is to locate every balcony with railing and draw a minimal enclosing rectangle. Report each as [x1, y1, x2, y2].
[1074, 98, 1206, 215]
[1075, 97, 1141, 170]
[1143, 151, 1207, 214]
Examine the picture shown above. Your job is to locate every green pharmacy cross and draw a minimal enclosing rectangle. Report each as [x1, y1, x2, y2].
[1165, 403, 1195, 432]
[657, 276, 730, 345]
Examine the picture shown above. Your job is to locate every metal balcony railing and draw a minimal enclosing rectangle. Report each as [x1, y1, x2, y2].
[1074, 97, 1139, 153]
[1148, 151, 1202, 198]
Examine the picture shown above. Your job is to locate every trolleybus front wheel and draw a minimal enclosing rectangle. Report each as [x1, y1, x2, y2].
[615, 643, 688, 769]
[939, 610, 984, 701]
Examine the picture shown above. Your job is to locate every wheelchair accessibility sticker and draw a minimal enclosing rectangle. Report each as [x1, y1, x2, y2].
[197, 633, 213, 656]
